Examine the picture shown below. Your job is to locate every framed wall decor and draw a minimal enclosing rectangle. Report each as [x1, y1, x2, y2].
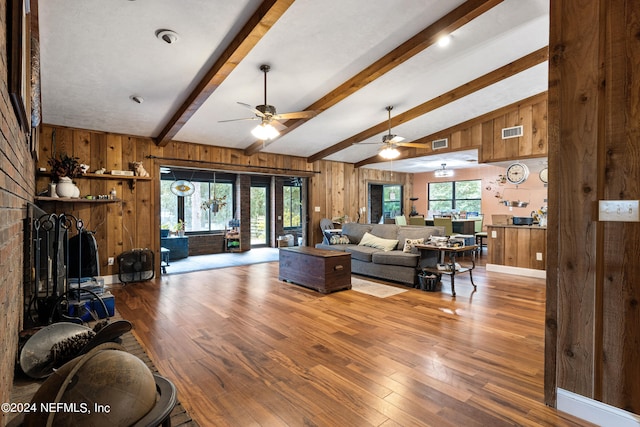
[8, 0, 31, 132]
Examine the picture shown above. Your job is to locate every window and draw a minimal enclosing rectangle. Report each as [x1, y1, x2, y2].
[383, 184, 403, 218]
[283, 185, 302, 228]
[428, 180, 481, 213]
[161, 171, 235, 233]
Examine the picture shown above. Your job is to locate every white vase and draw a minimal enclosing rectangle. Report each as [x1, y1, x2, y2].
[48, 182, 58, 198]
[56, 176, 77, 198]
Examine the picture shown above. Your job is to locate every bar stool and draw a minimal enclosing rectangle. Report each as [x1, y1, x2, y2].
[473, 214, 487, 256]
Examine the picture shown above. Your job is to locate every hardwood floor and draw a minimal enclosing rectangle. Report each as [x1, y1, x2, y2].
[112, 259, 593, 427]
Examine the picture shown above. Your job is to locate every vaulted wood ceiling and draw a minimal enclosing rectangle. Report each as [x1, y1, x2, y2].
[37, 0, 549, 172]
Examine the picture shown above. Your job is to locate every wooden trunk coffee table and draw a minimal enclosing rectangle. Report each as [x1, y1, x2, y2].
[279, 247, 351, 293]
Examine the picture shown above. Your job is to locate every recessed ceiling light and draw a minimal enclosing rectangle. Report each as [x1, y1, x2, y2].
[130, 95, 144, 104]
[155, 29, 179, 45]
[437, 35, 451, 47]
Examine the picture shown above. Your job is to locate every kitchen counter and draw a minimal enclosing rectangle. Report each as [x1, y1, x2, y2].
[486, 225, 546, 273]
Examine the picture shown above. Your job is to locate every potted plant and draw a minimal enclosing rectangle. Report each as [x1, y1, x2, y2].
[160, 224, 170, 238]
[47, 153, 84, 197]
[172, 220, 185, 237]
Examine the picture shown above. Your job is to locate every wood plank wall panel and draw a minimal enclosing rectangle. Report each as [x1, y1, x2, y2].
[550, 0, 600, 402]
[487, 225, 504, 265]
[530, 101, 548, 157]
[503, 227, 519, 267]
[548, 0, 640, 414]
[481, 97, 548, 163]
[530, 228, 546, 271]
[600, 0, 640, 412]
[515, 228, 531, 269]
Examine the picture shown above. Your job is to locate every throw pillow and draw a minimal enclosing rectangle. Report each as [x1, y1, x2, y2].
[403, 238, 424, 254]
[326, 232, 350, 245]
[358, 232, 399, 252]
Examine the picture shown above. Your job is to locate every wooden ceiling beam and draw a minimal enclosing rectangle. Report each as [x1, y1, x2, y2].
[243, 0, 504, 156]
[309, 46, 549, 163]
[154, 0, 295, 147]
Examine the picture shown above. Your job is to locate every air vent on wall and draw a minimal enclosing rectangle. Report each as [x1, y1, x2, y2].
[432, 138, 448, 150]
[502, 125, 523, 139]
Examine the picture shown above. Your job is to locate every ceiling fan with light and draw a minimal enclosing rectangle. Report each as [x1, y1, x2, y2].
[434, 163, 454, 177]
[357, 106, 430, 159]
[220, 64, 318, 140]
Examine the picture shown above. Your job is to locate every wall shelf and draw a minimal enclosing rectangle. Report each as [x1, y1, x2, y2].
[35, 196, 121, 204]
[37, 171, 151, 190]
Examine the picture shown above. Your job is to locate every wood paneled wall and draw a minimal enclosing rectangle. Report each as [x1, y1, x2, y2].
[307, 161, 412, 244]
[381, 92, 547, 166]
[480, 95, 547, 162]
[547, 0, 640, 414]
[36, 125, 409, 275]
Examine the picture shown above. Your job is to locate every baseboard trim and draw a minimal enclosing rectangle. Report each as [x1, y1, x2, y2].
[557, 388, 640, 427]
[485, 263, 546, 279]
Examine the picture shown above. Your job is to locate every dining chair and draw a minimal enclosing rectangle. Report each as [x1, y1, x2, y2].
[433, 217, 453, 236]
[473, 214, 487, 255]
[408, 215, 425, 226]
[395, 215, 407, 226]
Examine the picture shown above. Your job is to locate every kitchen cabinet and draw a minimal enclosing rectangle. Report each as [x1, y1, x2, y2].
[487, 225, 546, 270]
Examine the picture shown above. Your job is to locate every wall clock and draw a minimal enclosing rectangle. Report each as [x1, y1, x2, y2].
[506, 162, 529, 185]
[539, 167, 548, 184]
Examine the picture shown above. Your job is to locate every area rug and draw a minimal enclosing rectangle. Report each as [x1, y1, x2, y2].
[166, 247, 280, 275]
[350, 277, 408, 298]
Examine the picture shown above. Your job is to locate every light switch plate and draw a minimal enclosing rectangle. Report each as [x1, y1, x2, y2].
[314, 206, 321, 212]
[598, 200, 640, 222]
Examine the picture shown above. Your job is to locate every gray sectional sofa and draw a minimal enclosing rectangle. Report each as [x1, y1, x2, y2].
[315, 223, 445, 286]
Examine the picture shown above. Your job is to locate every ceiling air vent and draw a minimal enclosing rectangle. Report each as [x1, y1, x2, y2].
[502, 125, 523, 139]
[432, 138, 448, 150]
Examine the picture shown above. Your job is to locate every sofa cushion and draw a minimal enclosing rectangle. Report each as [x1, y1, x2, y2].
[372, 251, 419, 267]
[345, 245, 379, 262]
[370, 224, 400, 240]
[314, 243, 356, 252]
[341, 223, 373, 244]
[403, 238, 424, 254]
[358, 232, 398, 252]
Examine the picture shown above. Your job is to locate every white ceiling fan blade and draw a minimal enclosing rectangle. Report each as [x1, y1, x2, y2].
[218, 117, 260, 123]
[389, 135, 405, 143]
[274, 110, 319, 120]
[237, 102, 266, 118]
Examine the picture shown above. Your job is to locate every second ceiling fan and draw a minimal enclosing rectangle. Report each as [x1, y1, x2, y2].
[358, 106, 430, 159]
[220, 64, 318, 140]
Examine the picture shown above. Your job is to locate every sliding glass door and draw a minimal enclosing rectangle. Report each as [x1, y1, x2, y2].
[250, 183, 270, 246]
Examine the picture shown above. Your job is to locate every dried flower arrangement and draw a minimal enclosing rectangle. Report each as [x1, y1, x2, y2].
[48, 153, 83, 181]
